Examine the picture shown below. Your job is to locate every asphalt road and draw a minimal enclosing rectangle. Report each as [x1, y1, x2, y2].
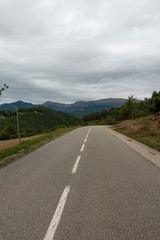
[0, 126, 160, 240]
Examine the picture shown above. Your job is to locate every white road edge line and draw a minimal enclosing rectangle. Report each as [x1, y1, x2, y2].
[44, 185, 70, 240]
[80, 144, 85, 152]
[71, 155, 81, 174]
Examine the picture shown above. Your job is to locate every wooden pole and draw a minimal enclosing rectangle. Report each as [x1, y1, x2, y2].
[132, 108, 134, 121]
[16, 108, 21, 143]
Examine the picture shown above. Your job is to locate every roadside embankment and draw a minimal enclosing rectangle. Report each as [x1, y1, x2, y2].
[113, 113, 160, 152]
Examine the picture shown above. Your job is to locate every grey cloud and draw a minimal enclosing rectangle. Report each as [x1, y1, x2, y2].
[0, 0, 160, 104]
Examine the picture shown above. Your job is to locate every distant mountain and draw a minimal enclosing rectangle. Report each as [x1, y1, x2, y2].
[0, 101, 34, 110]
[43, 98, 127, 117]
[0, 98, 127, 117]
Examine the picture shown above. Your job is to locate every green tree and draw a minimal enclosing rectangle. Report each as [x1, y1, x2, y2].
[126, 95, 136, 109]
[100, 110, 108, 118]
[150, 91, 160, 113]
[0, 83, 9, 96]
[0, 124, 17, 140]
[153, 97, 160, 113]
[152, 91, 159, 99]
[122, 95, 137, 120]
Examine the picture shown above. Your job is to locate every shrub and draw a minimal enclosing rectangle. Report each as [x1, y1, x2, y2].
[0, 131, 10, 140]
[0, 124, 17, 140]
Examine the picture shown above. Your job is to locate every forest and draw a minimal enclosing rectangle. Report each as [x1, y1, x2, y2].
[82, 91, 160, 125]
[0, 106, 80, 140]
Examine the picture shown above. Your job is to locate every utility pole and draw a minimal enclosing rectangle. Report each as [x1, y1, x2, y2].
[16, 108, 21, 143]
[132, 108, 134, 121]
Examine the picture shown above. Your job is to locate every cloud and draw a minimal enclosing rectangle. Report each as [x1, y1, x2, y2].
[0, 0, 160, 104]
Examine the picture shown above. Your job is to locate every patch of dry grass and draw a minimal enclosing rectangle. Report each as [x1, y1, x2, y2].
[0, 127, 79, 168]
[0, 135, 43, 151]
[114, 113, 160, 152]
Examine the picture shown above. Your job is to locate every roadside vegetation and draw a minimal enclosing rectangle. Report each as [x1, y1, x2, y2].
[82, 91, 160, 152]
[0, 104, 80, 167]
[114, 113, 160, 152]
[82, 91, 160, 125]
[0, 105, 80, 140]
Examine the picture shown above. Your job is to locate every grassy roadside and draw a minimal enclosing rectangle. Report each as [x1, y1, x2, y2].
[0, 126, 79, 168]
[113, 113, 160, 152]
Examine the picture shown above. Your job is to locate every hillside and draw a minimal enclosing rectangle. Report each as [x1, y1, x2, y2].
[114, 113, 160, 152]
[43, 98, 126, 117]
[82, 91, 160, 125]
[0, 106, 80, 140]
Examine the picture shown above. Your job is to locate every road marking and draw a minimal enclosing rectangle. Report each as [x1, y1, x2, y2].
[86, 134, 88, 138]
[44, 185, 70, 240]
[87, 127, 92, 135]
[84, 138, 87, 143]
[80, 144, 85, 152]
[71, 155, 81, 174]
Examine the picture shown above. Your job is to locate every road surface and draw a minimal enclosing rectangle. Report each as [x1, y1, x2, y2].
[0, 126, 160, 240]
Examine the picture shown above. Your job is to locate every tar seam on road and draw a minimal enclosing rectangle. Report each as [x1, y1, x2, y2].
[43, 185, 70, 240]
[71, 155, 81, 174]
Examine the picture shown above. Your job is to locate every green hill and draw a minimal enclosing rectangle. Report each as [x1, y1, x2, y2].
[0, 106, 80, 140]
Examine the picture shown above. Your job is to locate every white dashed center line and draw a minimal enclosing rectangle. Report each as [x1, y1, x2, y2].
[71, 155, 81, 174]
[44, 127, 92, 239]
[80, 144, 85, 152]
[44, 185, 70, 240]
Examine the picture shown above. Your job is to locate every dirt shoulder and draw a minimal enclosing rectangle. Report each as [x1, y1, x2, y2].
[114, 113, 160, 152]
[0, 135, 43, 151]
[106, 126, 160, 168]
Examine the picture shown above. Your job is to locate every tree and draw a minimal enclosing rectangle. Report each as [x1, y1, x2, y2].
[153, 97, 160, 113]
[122, 95, 137, 120]
[126, 95, 136, 109]
[150, 91, 160, 113]
[0, 83, 9, 96]
[152, 91, 159, 99]
[0, 124, 17, 140]
[100, 110, 108, 118]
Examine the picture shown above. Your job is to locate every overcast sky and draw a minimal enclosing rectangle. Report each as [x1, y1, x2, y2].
[0, 0, 160, 104]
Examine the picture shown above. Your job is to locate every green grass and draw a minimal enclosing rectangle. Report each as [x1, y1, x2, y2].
[115, 128, 160, 152]
[0, 126, 78, 168]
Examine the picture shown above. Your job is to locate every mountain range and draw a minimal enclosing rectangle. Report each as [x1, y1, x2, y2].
[0, 98, 127, 117]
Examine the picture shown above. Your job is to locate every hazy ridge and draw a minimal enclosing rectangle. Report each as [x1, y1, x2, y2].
[0, 98, 127, 117]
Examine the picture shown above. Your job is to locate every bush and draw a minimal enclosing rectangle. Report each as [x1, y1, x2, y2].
[0, 131, 10, 140]
[0, 124, 17, 140]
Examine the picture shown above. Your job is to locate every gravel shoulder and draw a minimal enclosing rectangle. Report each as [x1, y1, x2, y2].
[106, 126, 160, 168]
